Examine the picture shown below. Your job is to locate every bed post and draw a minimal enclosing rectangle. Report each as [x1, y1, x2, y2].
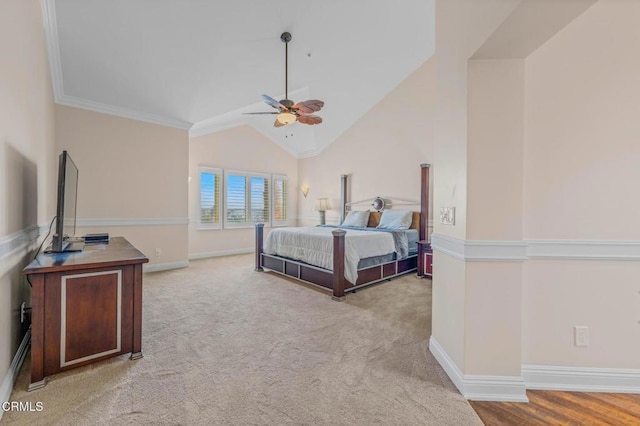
[340, 174, 349, 224]
[331, 229, 346, 301]
[420, 163, 431, 242]
[255, 223, 264, 272]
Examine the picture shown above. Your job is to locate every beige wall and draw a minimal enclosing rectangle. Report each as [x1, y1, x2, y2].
[467, 59, 524, 241]
[522, 0, 640, 368]
[0, 0, 55, 394]
[463, 58, 525, 375]
[297, 59, 436, 227]
[431, 0, 520, 379]
[188, 125, 298, 257]
[55, 105, 189, 266]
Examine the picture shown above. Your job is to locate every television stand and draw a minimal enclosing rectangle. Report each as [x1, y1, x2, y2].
[23, 237, 148, 390]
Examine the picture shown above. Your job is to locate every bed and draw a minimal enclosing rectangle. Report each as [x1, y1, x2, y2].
[255, 163, 431, 300]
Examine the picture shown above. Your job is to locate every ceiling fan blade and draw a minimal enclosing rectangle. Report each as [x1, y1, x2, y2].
[297, 114, 323, 125]
[243, 112, 278, 115]
[292, 100, 325, 115]
[262, 94, 287, 110]
[274, 118, 286, 128]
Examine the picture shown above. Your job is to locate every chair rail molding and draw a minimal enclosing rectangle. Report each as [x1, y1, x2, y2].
[76, 217, 189, 227]
[431, 233, 640, 262]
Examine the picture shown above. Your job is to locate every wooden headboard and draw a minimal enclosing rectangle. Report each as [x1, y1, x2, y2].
[367, 211, 421, 230]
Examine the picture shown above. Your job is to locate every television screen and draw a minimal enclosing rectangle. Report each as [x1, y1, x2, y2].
[50, 151, 79, 253]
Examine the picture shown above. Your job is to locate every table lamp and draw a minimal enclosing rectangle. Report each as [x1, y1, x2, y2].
[314, 198, 330, 225]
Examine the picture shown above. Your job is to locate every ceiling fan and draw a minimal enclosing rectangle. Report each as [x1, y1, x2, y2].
[245, 32, 324, 127]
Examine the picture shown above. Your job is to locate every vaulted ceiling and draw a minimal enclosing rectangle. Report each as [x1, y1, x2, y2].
[45, 0, 435, 157]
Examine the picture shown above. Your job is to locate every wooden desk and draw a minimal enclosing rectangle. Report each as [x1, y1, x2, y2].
[23, 237, 148, 390]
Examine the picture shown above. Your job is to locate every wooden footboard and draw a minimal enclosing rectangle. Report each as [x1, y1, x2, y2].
[255, 224, 348, 300]
[254, 224, 416, 300]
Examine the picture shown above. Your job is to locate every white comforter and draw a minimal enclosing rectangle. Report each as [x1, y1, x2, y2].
[263, 227, 396, 284]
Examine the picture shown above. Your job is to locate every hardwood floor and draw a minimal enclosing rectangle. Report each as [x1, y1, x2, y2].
[469, 390, 640, 425]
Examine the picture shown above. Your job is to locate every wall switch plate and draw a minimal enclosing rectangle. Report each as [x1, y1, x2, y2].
[574, 326, 589, 347]
[155, 248, 162, 256]
[440, 207, 455, 225]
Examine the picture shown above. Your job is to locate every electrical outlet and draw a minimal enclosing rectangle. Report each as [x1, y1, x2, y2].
[574, 326, 589, 347]
[155, 248, 162, 256]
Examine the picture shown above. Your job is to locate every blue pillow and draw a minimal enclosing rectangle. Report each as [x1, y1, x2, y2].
[377, 209, 412, 230]
[342, 210, 370, 227]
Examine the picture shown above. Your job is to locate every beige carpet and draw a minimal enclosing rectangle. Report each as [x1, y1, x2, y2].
[4, 254, 482, 425]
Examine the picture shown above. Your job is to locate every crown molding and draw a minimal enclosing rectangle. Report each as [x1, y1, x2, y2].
[42, 0, 191, 130]
[57, 95, 192, 130]
[41, 0, 64, 100]
[189, 115, 248, 138]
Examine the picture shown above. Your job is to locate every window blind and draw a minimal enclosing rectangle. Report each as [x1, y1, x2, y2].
[225, 174, 247, 225]
[272, 176, 288, 225]
[199, 167, 221, 228]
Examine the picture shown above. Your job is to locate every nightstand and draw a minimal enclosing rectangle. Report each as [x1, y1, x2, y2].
[417, 240, 433, 278]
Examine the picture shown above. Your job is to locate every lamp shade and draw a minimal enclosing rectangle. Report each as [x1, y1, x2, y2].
[314, 198, 330, 211]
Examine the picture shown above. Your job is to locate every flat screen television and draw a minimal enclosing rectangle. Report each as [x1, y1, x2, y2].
[50, 150, 80, 253]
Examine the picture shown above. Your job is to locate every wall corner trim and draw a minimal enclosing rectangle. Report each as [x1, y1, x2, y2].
[522, 364, 640, 393]
[429, 336, 528, 402]
[0, 329, 31, 417]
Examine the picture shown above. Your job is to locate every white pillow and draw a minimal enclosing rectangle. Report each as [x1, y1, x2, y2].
[341, 210, 370, 227]
[377, 209, 412, 230]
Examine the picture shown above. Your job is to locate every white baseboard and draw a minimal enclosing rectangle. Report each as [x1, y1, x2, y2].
[0, 329, 31, 418]
[522, 364, 640, 393]
[143, 261, 189, 273]
[429, 336, 528, 402]
[188, 248, 253, 260]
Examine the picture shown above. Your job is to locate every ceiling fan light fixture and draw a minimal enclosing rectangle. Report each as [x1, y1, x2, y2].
[276, 112, 296, 125]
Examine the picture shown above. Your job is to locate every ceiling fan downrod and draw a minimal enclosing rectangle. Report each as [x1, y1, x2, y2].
[281, 32, 292, 107]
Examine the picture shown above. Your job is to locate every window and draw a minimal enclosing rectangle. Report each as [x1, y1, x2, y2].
[198, 167, 222, 228]
[224, 171, 271, 228]
[272, 175, 289, 226]
[198, 167, 288, 229]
